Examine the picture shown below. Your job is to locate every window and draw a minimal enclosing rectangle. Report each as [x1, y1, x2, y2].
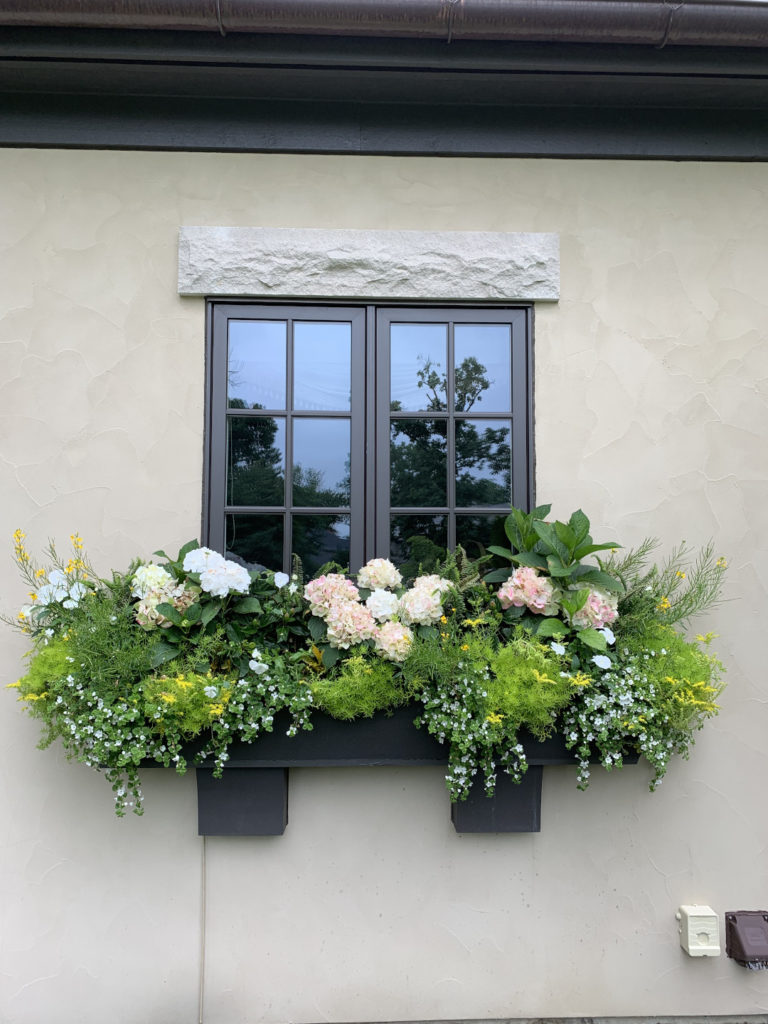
[205, 302, 532, 575]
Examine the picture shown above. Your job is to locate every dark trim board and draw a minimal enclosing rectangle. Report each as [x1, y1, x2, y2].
[2, 92, 767, 159]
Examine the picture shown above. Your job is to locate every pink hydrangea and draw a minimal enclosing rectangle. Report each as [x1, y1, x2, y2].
[324, 600, 378, 650]
[304, 574, 360, 618]
[568, 587, 619, 629]
[357, 558, 402, 591]
[497, 567, 560, 616]
[375, 621, 413, 662]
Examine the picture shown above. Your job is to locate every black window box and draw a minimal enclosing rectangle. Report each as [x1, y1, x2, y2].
[191, 706, 637, 837]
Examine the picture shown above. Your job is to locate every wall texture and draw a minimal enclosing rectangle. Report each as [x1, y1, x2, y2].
[1, 150, 766, 1024]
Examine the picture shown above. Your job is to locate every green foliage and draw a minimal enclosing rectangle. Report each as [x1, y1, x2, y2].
[608, 540, 727, 636]
[310, 655, 411, 720]
[486, 504, 622, 595]
[488, 633, 573, 739]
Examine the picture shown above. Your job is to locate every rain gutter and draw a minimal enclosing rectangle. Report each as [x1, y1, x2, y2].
[2, 0, 768, 47]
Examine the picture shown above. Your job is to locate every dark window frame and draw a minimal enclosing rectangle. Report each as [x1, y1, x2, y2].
[204, 300, 534, 571]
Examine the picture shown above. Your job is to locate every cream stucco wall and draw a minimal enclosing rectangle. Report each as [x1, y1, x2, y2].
[1, 149, 766, 1024]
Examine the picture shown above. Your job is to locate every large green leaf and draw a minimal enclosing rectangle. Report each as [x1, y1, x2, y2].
[150, 640, 180, 668]
[487, 545, 515, 561]
[554, 520, 577, 554]
[577, 628, 608, 651]
[532, 520, 570, 564]
[573, 540, 621, 560]
[184, 602, 202, 624]
[545, 555, 573, 578]
[568, 509, 590, 544]
[308, 616, 326, 642]
[200, 600, 221, 627]
[155, 602, 181, 626]
[233, 597, 263, 615]
[177, 539, 200, 562]
[534, 617, 569, 638]
[511, 552, 548, 570]
[484, 568, 511, 583]
[322, 646, 341, 669]
[573, 567, 624, 594]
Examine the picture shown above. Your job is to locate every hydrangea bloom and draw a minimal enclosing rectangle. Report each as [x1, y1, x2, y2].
[304, 574, 360, 618]
[375, 620, 413, 662]
[412, 574, 453, 598]
[497, 567, 560, 616]
[135, 582, 195, 629]
[198, 559, 251, 598]
[182, 547, 225, 575]
[324, 600, 378, 650]
[131, 563, 174, 599]
[357, 558, 402, 591]
[398, 585, 445, 626]
[366, 588, 400, 622]
[569, 587, 619, 630]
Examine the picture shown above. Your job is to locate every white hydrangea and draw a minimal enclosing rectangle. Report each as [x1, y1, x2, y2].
[398, 585, 444, 626]
[357, 558, 402, 591]
[182, 547, 225, 575]
[199, 560, 251, 598]
[365, 588, 400, 622]
[131, 563, 174, 599]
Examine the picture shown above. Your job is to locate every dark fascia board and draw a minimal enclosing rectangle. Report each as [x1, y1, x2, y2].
[1, 27, 767, 158]
[2, 92, 767, 160]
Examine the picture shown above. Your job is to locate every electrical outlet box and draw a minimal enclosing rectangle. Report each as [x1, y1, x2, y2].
[677, 905, 720, 956]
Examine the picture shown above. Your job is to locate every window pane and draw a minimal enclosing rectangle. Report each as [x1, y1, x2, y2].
[456, 513, 509, 562]
[293, 418, 351, 506]
[227, 416, 285, 506]
[390, 419, 447, 507]
[390, 323, 447, 411]
[390, 515, 447, 579]
[293, 322, 351, 411]
[454, 324, 511, 412]
[292, 515, 350, 576]
[226, 513, 283, 572]
[455, 419, 511, 507]
[228, 321, 286, 409]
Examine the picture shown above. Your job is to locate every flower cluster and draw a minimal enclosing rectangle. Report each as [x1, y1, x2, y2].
[497, 567, 560, 616]
[568, 586, 618, 629]
[398, 574, 453, 626]
[131, 564, 196, 629]
[182, 547, 250, 598]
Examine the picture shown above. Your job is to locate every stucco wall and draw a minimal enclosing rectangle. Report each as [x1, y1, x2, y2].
[1, 150, 766, 1024]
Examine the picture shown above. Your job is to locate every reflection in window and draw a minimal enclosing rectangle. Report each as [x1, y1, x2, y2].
[227, 416, 285, 506]
[455, 420, 511, 507]
[390, 514, 447, 580]
[390, 419, 447, 507]
[228, 320, 286, 409]
[294, 322, 351, 411]
[390, 323, 447, 411]
[293, 418, 351, 507]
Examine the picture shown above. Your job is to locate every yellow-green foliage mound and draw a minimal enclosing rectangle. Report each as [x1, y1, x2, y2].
[488, 633, 573, 738]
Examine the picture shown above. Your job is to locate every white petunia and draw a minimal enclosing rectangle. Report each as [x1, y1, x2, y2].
[592, 654, 612, 670]
[550, 641, 566, 656]
[273, 572, 290, 589]
[599, 627, 615, 645]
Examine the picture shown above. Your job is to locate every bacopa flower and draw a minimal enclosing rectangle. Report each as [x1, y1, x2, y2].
[568, 587, 619, 630]
[375, 620, 413, 662]
[497, 567, 560, 616]
[357, 558, 402, 591]
[365, 588, 400, 622]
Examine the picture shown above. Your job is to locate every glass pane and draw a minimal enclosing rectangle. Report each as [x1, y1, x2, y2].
[456, 514, 509, 563]
[455, 419, 511, 507]
[228, 321, 286, 410]
[390, 515, 447, 580]
[292, 515, 350, 577]
[390, 419, 447, 507]
[227, 416, 285, 507]
[454, 324, 511, 412]
[293, 418, 351, 506]
[293, 322, 351, 411]
[226, 513, 283, 572]
[390, 323, 447, 411]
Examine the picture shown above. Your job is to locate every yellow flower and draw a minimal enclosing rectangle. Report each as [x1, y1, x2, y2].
[716, 557, 727, 569]
[657, 596, 672, 612]
[28, 592, 37, 601]
[462, 617, 485, 628]
[460, 644, 469, 651]
[176, 680, 193, 690]
[35, 568, 46, 578]
[675, 571, 686, 579]
[440, 615, 448, 624]
[571, 671, 591, 688]
[159, 693, 177, 704]
[209, 703, 225, 717]
[695, 631, 718, 646]
[485, 712, 504, 725]
[5, 681, 21, 689]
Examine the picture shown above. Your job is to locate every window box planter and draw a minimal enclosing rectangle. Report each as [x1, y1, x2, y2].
[191, 706, 637, 836]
